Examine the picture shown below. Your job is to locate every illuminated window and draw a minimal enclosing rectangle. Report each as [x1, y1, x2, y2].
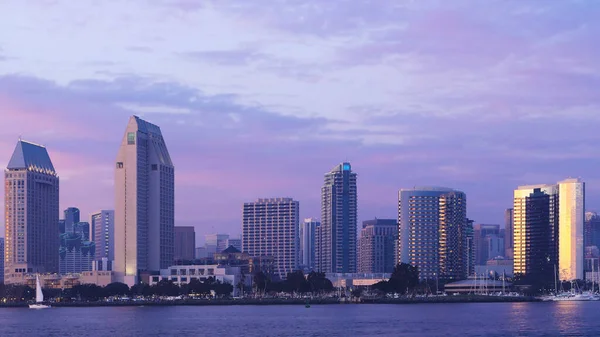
[127, 132, 135, 145]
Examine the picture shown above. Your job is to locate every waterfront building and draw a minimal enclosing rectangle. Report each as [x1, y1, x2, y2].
[4, 140, 59, 284]
[299, 218, 319, 271]
[316, 162, 357, 273]
[91, 210, 115, 270]
[149, 264, 245, 296]
[504, 208, 514, 259]
[242, 198, 299, 279]
[175, 226, 196, 261]
[358, 219, 397, 274]
[513, 184, 559, 286]
[398, 187, 469, 281]
[326, 273, 391, 288]
[557, 178, 585, 281]
[114, 116, 175, 286]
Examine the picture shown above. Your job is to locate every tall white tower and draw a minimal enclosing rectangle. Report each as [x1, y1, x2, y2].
[114, 116, 175, 286]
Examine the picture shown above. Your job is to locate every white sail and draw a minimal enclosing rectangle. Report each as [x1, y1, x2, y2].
[35, 275, 44, 303]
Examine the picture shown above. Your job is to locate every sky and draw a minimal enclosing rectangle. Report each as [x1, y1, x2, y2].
[1, 0, 599, 244]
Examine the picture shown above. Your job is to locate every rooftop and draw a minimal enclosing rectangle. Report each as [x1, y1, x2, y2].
[7, 139, 56, 175]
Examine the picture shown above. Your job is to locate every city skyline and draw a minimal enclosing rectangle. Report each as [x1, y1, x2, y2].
[1, 1, 600, 240]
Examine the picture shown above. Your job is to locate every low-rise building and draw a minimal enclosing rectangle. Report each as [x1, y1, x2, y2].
[148, 265, 245, 296]
[326, 273, 391, 288]
[5, 271, 114, 288]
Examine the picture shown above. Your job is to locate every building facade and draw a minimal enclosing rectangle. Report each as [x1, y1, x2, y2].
[4, 140, 59, 283]
[316, 162, 357, 273]
[91, 210, 115, 264]
[504, 208, 514, 259]
[398, 187, 469, 281]
[299, 218, 319, 271]
[242, 198, 299, 280]
[513, 184, 559, 286]
[358, 219, 397, 274]
[114, 116, 175, 286]
[175, 226, 196, 261]
[585, 212, 600, 250]
[0, 237, 4, 283]
[557, 178, 585, 281]
[205, 234, 230, 255]
[225, 238, 242, 251]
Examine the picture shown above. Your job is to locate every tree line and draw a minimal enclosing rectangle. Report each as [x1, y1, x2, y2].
[253, 270, 334, 294]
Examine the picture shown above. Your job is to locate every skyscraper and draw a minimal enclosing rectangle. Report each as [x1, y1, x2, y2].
[115, 116, 175, 286]
[205, 234, 229, 255]
[225, 238, 242, 251]
[585, 212, 600, 249]
[557, 178, 584, 281]
[174, 226, 196, 261]
[0, 237, 4, 283]
[63, 207, 80, 234]
[4, 140, 59, 283]
[398, 187, 468, 281]
[91, 210, 115, 267]
[473, 224, 501, 265]
[513, 179, 585, 284]
[513, 184, 559, 286]
[242, 198, 299, 280]
[358, 219, 397, 274]
[299, 218, 319, 271]
[316, 162, 357, 273]
[504, 208, 514, 259]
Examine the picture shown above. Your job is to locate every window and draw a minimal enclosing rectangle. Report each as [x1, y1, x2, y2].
[127, 132, 135, 145]
[151, 164, 158, 171]
[116, 162, 123, 169]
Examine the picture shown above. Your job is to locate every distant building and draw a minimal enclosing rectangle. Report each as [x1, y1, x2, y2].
[195, 247, 207, 259]
[175, 226, 196, 261]
[91, 210, 115, 270]
[242, 198, 299, 279]
[225, 238, 242, 251]
[63, 207, 81, 234]
[327, 273, 391, 288]
[316, 162, 357, 274]
[398, 187, 469, 282]
[473, 224, 501, 265]
[465, 218, 475, 276]
[114, 116, 175, 286]
[358, 219, 397, 274]
[205, 234, 229, 256]
[585, 212, 600, 249]
[504, 208, 514, 259]
[4, 140, 59, 284]
[300, 218, 319, 271]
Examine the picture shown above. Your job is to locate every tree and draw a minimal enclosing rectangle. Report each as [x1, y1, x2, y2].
[212, 280, 234, 297]
[131, 283, 154, 297]
[307, 271, 333, 293]
[253, 271, 269, 294]
[285, 270, 310, 293]
[153, 280, 180, 297]
[104, 282, 130, 297]
[388, 263, 419, 294]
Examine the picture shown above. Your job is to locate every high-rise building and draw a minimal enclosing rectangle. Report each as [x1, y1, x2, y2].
[175, 226, 196, 261]
[114, 116, 175, 286]
[585, 212, 600, 249]
[242, 198, 299, 280]
[473, 224, 501, 265]
[225, 238, 242, 251]
[504, 208, 514, 259]
[205, 234, 229, 255]
[465, 218, 475, 277]
[557, 178, 585, 281]
[398, 187, 468, 281]
[513, 184, 559, 286]
[59, 229, 95, 274]
[0, 237, 4, 283]
[4, 140, 59, 283]
[299, 218, 319, 271]
[195, 247, 207, 259]
[63, 207, 80, 234]
[513, 179, 585, 284]
[358, 219, 397, 273]
[316, 162, 357, 273]
[91, 210, 115, 262]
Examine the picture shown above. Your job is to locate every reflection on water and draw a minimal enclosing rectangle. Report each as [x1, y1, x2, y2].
[553, 302, 585, 336]
[508, 302, 535, 336]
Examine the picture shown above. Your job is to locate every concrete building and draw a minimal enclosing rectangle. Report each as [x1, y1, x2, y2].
[299, 218, 319, 271]
[242, 198, 299, 280]
[398, 187, 469, 281]
[91, 210, 115, 270]
[175, 226, 196, 261]
[149, 265, 244, 296]
[7, 271, 114, 288]
[114, 116, 175, 286]
[327, 273, 391, 288]
[205, 234, 229, 256]
[225, 238, 242, 251]
[4, 140, 59, 283]
[316, 162, 357, 273]
[358, 219, 397, 274]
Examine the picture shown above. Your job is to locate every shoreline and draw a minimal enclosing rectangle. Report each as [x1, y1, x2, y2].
[0, 295, 539, 308]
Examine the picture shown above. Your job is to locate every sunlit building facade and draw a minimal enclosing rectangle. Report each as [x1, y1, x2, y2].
[4, 140, 59, 284]
[557, 178, 585, 281]
[398, 187, 469, 281]
[114, 116, 175, 286]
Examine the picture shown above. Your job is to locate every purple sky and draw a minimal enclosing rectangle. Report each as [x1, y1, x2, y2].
[1, 1, 599, 243]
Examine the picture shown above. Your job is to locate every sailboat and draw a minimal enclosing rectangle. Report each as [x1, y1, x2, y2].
[29, 275, 51, 309]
